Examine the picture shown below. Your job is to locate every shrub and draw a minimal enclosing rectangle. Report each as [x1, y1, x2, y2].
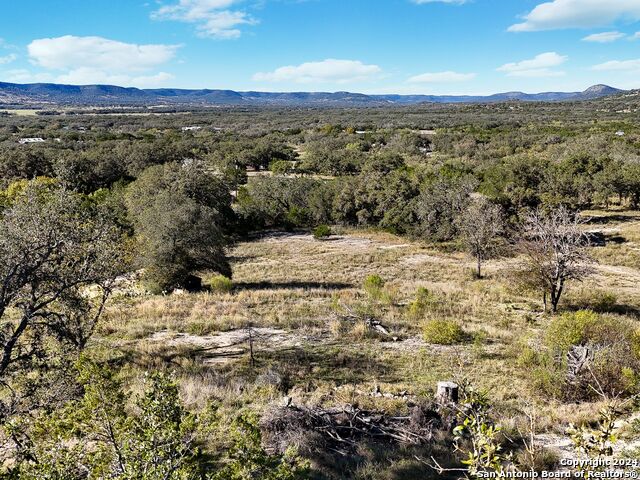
[363, 274, 385, 299]
[407, 287, 438, 319]
[545, 310, 599, 353]
[213, 411, 310, 480]
[313, 224, 332, 240]
[516, 345, 539, 368]
[269, 159, 291, 174]
[207, 274, 234, 293]
[19, 364, 209, 478]
[571, 290, 618, 313]
[541, 310, 640, 399]
[546, 310, 633, 354]
[530, 363, 565, 399]
[631, 330, 640, 359]
[423, 319, 466, 345]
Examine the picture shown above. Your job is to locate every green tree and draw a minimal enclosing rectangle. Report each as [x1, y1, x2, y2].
[126, 161, 233, 292]
[14, 364, 209, 479]
[213, 411, 309, 480]
[0, 180, 127, 378]
[414, 174, 477, 242]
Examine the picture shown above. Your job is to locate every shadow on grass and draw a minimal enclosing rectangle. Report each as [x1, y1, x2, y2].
[585, 214, 639, 225]
[233, 281, 353, 291]
[308, 442, 457, 480]
[227, 254, 259, 265]
[605, 233, 627, 244]
[563, 302, 640, 318]
[260, 346, 394, 384]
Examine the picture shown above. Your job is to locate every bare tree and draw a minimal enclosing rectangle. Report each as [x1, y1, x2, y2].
[519, 206, 593, 313]
[456, 197, 506, 278]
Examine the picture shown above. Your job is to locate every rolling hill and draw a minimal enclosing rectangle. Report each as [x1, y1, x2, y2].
[0, 81, 624, 108]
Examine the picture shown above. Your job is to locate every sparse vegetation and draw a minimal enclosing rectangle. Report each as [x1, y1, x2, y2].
[2, 100, 640, 479]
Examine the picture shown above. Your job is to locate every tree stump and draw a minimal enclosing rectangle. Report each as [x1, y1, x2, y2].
[436, 381, 459, 404]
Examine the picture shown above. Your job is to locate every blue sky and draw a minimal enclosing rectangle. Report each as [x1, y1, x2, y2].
[1, 0, 640, 94]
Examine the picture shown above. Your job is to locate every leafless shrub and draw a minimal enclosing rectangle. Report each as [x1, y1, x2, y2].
[519, 206, 594, 313]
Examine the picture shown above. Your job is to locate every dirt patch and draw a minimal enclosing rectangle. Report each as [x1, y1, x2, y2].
[401, 253, 457, 266]
[378, 244, 411, 250]
[257, 232, 374, 249]
[593, 264, 640, 294]
[148, 327, 310, 365]
[534, 410, 640, 467]
[535, 433, 575, 464]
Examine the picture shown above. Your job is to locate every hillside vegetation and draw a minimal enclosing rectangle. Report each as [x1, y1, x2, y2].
[0, 101, 639, 478]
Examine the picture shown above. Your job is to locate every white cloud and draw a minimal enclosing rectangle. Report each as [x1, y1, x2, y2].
[0, 53, 17, 65]
[497, 52, 567, 77]
[592, 59, 640, 71]
[408, 71, 476, 83]
[22, 36, 178, 87]
[28, 36, 179, 71]
[253, 59, 382, 84]
[152, 0, 256, 39]
[582, 31, 625, 42]
[631, 32, 640, 40]
[509, 0, 640, 32]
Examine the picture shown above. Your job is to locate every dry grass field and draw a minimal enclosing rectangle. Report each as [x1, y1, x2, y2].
[97, 211, 640, 476]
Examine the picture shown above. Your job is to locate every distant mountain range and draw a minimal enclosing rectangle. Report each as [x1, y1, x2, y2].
[0, 81, 624, 107]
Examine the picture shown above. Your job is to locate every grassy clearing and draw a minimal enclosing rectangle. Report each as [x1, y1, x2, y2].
[4, 109, 40, 116]
[98, 214, 640, 476]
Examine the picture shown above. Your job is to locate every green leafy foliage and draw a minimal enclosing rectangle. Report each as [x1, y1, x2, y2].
[452, 384, 508, 477]
[11, 362, 209, 479]
[5, 361, 310, 479]
[545, 310, 601, 353]
[363, 274, 385, 300]
[528, 310, 640, 399]
[212, 411, 310, 480]
[407, 287, 438, 319]
[312, 224, 332, 240]
[207, 274, 234, 293]
[126, 161, 233, 292]
[568, 404, 621, 459]
[422, 319, 466, 345]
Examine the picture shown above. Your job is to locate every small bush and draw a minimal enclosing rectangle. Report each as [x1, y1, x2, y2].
[422, 319, 465, 345]
[546, 310, 634, 354]
[269, 159, 291, 174]
[363, 274, 385, 299]
[530, 364, 564, 399]
[407, 287, 438, 319]
[539, 310, 640, 400]
[207, 274, 233, 293]
[545, 310, 600, 352]
[313, 224, 332, 240]
[516, 345, 539, 368]
[631, 330, 640, 358]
